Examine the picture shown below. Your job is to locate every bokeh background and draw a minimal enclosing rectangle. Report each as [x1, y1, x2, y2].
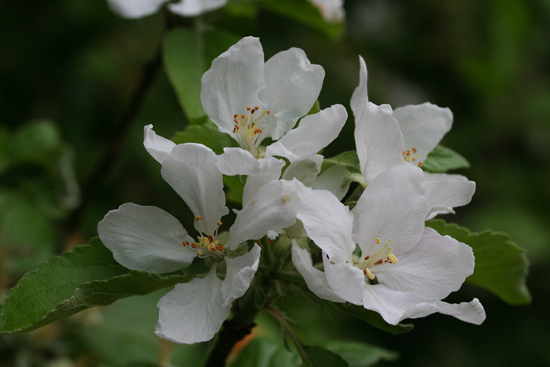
[1, 0, 548, 366]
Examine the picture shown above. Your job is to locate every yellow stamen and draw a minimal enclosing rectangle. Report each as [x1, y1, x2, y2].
[365, 268, 376, 280]
[195, 215, 203, 221]
[388, 254, 398, 264]
[375, 238, 381, 245]
[282, 195, 291, 204]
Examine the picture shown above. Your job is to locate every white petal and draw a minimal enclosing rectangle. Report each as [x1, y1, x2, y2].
[226, 180, 300, 250]
[310, 165, 351, 201]
[355, 101, 405, 184]
[309, 0, 345, 23]
[201, 36, 264, 136]
[221, 244, 261, 306]
[323, 256, 365, 305]
[98, 203, 196, 273]
[404, 298, 486, 325]
[107, 0, 167, 18]
[161, 143, 228, 236]
[291, 243, 344, 303]
[143, 125, 176, 164]
[155, 264, 229, 344]
[260, 48, 324, 140]
[296, 185, 355, 263]
[375, 234, 474, 300]
[282, 155, 324, 186]
[278, 105, 347, 158]
[216, 147, 283, 177]
[350, 56, 368, 118]
[423, 172, 475, 219]
[168, 0, 226, 16]
[355, 163, 427, 256]
[393, 103, 453, 163]
[242, 161, 285, 206]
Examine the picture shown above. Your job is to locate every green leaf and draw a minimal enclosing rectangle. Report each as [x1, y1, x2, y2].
[421, 145, 470, 173]
[8, 119, 62, 163]
[163, 27, 240, 122]
[0, 238, 193, 334]
[323, 341, 399, 367]
[321, 151, 361, 173]
[426, 219, 531, 305]
[325, 302, 414, 335]
[302, 345, 348, 367]
[230, 337, 301, 367]
[260, 0, 344, 40]
[171, 123, 233, 155]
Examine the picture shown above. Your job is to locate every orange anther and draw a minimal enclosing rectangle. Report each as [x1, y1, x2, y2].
[182, 241, 190, 247]
[191, 243, 198, 248]
[267, 110, 271, 114]
[418, 162, 422, 168]
[216, 245, 225, 251]
[208, 235, 214, 242]
[241, 114, 245, 119]
[254, 106, 259, 110]
[246, 107, 251, 111]
[195, 215, 203, 221]
[406, 150, 410, 156]
[412, 147, 417, 153]
[364, 255, 370, 260]
[375, 259, 384, 265]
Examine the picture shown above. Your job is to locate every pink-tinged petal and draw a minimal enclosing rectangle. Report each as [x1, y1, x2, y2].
[226, 180, 300, 250]
[278, 105, 348, 158]
[155, 264, 229, 344]
[216, 147, 283, 177]
[362, 285, 485, 325]
[107, 0, 167, 18]
[310, 165, 351, 201]
[168, 0, 226, 16]
[282, 155, 324, 186]
[375, 234, 474, 300]
[355, 163, 427, 256]
[324, 256, 365, 305]
[393, 102, 453, 163]
[296, 185, 355, 263]
[355, 102, 405, 184]
[260, 48, 324, 140]
[98, 203, 196, 273]
[292, 243, 344, 303]
[161, 144, 228, 236]
[350, 56, 368, 118]
[201, 36, 265, 137]
[143, 125, 176, 164]
[221, 244, 261, 306]
[423, 172, 475, 219]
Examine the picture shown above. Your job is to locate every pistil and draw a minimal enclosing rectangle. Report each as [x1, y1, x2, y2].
[232, 106, 271, 158]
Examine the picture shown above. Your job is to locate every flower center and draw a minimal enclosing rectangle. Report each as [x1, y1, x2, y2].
[353, 238, 398, 282]
[402, 147, 422, 168]
[182, 216, 225, 260]
[232, 106, 271, 158]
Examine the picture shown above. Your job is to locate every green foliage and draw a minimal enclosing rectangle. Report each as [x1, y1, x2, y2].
[163, 27, 240, 122]
[325, 302, 414, 335]
[171, 123, 233, 155]
[0, 238, 193, 334]
[321, 151, 361, 173]
[230, 337, 301, 367]
[426, 219, 531, 305]
[421, 145, 470, 173]
[302, 345, 348, 367]
[260, 0, 344, 40]
[324, 341, 399, 367]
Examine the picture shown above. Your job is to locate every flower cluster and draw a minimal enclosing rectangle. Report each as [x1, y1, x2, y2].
[98, 36, 485, 345]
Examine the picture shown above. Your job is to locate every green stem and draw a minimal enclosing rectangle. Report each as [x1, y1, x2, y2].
[265, 305, 310, 365]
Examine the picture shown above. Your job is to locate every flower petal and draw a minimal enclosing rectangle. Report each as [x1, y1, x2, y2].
[323, 256, 365, 305]
[226, 179, 300, 250]
[242, 161, 285, 206]
[393, 102, 453, 163]
[310, 165, 351, 201]
[260, 48, 324, 140]
[309, 0, 345, 23]
[143, 125, 176, 164]
[355, 101, 405, 184]
[423, 172, 475, 219]
[375, 233, 474, 300]
[282, 155, 324, 186]
[98, 203, 196, 273]
[161, 143, 228, 236]
[168, 0, 227, 16]
[355, 163, 427, 256]
[277, 104, 348, 158]
[296, 185, 355, 263]
[350, 56, 369, 118]
[291, 243, 344, 302]
[216, 147, 284, 177]
[155, 264, 229, 344]
[221, 244, 261, 306]
[107, 0, 167, 18]
[201, 36, 264, 136]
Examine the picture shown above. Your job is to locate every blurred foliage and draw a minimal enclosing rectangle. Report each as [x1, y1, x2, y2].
[1, 0, 549, 366]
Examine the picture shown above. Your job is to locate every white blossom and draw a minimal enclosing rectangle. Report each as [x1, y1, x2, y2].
[107, 0, 227, 19]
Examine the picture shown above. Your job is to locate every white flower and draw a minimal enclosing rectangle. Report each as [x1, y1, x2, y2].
[351, 56, 475, 219]
[201, 36, 347, 181]
[291, 163, 486, 325]
[107, 0, 227, 19]
[308, 0, 345, 23]
[98, 143, 299, 343]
